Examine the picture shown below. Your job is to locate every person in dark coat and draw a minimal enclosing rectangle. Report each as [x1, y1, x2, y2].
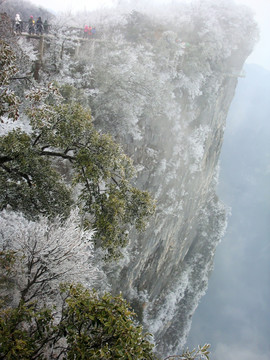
[36, 16, 43, 35]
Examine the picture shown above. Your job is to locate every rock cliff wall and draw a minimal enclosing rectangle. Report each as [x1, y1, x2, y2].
[31, 0, 258, 355]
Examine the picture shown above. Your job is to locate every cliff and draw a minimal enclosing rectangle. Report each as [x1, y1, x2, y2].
[9, 0, 258, 356]
[77, 2, 256, 355]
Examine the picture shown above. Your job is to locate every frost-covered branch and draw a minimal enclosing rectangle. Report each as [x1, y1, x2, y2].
[40, 150, 75, 161]
[0, 209, 98, 306]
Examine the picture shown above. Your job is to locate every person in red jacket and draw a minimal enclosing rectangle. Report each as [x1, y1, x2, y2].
[84, 25, 88, 38]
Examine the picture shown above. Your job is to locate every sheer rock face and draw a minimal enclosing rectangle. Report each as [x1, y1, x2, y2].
[41, 1, 257, 356]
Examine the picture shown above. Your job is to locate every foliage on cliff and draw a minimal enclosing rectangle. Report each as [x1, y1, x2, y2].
[0, 282, 158, 360]
[0, 41, 155, 259]
[0, 281, 210, 359]
[0, 36, 158, 359]
[0, 209, 209, 360]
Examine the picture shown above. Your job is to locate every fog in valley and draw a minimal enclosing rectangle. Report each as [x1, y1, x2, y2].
[188, 63, 270, 360]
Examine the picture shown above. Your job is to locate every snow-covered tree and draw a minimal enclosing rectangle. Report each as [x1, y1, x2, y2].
[0, 208, 98, 307]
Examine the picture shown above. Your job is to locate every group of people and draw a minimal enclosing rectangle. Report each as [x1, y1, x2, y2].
[83, 25, 96, 38]
[28, 16, 49, 35]
[14, 14, 49, 35]
[14, 15, 96, 39]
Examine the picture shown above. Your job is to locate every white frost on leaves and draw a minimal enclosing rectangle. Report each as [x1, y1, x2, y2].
[188, 125, 211, 173]
[0, 114, 32, 136]
[0, 208, 102, 306]
[145, 266, 193, 335]
[17, 37, 37, 61]
[157, 159, 167, 175]
[144, 192, 227, 352]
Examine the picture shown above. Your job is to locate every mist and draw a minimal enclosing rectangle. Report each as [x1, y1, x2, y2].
[187, 63, 270, 359]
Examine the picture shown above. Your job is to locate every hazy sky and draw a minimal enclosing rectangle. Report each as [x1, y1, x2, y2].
[30, 0, 270, 70]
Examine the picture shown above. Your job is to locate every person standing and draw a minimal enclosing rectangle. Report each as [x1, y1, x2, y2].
[43, 20, 49, 34]
[91, 27, 96, 37]
[36, 17, 43, 35]
[14, 13, 22, 34]
[28, 15, 35, 35]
